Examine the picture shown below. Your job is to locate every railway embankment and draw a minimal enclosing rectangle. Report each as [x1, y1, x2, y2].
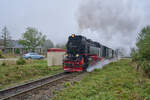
[54, 59, 150, 100]
[0, 60, 63, 90]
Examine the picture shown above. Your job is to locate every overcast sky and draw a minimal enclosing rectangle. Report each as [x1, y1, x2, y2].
[0, 0, 150, 47]
[0, 0, 80, 44]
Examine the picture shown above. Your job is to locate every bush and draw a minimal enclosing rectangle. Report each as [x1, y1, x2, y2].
[141, 61, 150, 76]
[131, 26, 150, 76]
[136, 26, 150, 61]
[64, 82, 71, 88]
[15, 48, 20, 54]
[1, 62, 7, 66]
[16, 57, 26, 65]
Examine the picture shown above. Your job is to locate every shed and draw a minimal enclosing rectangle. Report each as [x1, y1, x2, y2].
[47, 48, 66, 66]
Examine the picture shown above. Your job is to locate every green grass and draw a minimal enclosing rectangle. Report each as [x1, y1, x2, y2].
[2, 53, 20, 58]
[54, 59, 150, 100]
[0, 60, 63, 90]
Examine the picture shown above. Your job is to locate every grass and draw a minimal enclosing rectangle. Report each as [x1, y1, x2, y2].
[54, 59, 150, 100]
[2, 53, 20, 58]
[0, 60, 63, 90]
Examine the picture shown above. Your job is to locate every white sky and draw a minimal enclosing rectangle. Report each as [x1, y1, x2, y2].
[0, 0, 80, 44]
[0, 0, 150, 46]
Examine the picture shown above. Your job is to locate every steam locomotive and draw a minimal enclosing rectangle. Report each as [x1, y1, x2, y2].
[63, 34, 117, 72]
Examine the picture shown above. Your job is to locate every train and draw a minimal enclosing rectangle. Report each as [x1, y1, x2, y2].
[63, 34, 117, 72]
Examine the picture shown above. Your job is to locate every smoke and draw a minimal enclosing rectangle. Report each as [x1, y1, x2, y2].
[77, 0, 148, 55]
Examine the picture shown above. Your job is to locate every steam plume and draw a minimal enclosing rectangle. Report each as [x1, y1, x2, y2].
[77, 0, 147, 55]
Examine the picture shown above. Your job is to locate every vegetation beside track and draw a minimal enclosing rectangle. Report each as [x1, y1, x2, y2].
[0, 60, 63, 90]
[2, 53, 19, 58]
[131, 26, 150, 77]
[54, 59, 150, 100]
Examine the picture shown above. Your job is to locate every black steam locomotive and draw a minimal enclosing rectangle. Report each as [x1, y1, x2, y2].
[63, 34, 117, 72]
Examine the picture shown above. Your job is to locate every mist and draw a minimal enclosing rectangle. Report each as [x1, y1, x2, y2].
[77, 0, 149, 55]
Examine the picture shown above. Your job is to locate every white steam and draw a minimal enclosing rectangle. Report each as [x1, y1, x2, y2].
[77, 0, 148, 55]
[87, 58, 118, 72]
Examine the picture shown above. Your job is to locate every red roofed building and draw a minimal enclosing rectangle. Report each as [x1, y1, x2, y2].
[47, 48, 66, 66]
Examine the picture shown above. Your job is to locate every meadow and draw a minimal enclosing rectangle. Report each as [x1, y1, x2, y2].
[54, 59, 150, 100]
[0, 59, 63, 90]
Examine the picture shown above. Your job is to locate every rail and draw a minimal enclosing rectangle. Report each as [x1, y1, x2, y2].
[0, 72, 70, 100]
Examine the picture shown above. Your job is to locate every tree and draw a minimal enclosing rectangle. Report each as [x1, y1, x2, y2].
[136, 26, 150, 60]
[43, 39, 54, 52]
[19, 27, 46, 52]
[130, 48, 138, 61]
[1, 26, 11, 52]
[55, 43, 66, 49]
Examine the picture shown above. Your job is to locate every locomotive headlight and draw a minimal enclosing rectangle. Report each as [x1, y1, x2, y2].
[72, 34, 75, 38]
[76, 54, 79, 57]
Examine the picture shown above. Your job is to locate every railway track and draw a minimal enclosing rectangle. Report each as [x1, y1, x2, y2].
[0, 72, 79, 100]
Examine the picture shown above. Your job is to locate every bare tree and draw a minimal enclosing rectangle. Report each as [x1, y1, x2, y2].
[1, 26, 11, 53]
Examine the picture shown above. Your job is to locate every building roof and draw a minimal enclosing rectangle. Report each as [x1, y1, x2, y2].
[11, 40, 23, 48]
[47, 48, 66, 52]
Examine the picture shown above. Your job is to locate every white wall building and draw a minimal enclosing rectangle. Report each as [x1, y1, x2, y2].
[47, 48, 66, 66]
